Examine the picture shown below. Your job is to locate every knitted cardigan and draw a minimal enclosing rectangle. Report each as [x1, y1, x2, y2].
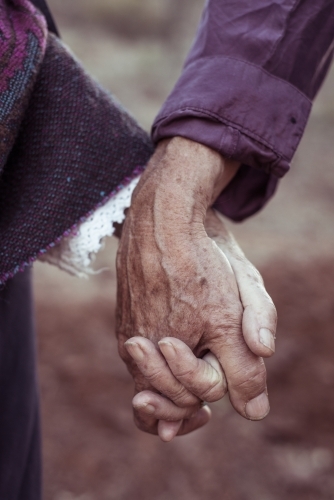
[0, 0, 154, 284]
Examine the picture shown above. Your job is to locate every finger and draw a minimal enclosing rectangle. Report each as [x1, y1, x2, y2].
[158, 406, 212, 442]
[133, 407, 157, 435]
[225, 250, 277, 358]
[159, 338, 227, 402]
[125, 337, 199, 407]
[133, 390, 200, 421]
[158, 420, 183, 442]
[133, 396, 211, 438]
[209, 325, 269, 421]
[208, 209, 277, 358]
[177, 405, 211, 436]
[204, 209, 270, 419]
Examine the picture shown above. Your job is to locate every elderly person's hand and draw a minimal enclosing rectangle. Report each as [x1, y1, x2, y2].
[116, 138, 277, 439]
[124, 208, 277, 441]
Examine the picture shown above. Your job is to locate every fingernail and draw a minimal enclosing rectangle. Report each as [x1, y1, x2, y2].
[259, 328, 275, 353]
[245, 392, 270, 420]
[134, 402, 155, 414]
[158, 340, 176, 356]
[125, 342, 145, 362]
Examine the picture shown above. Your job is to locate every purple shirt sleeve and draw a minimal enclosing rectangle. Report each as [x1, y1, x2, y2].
[152, 0, 334, 221]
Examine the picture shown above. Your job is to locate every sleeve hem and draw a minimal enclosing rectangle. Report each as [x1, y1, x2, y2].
[0, 166, 144, 284]
[152, 55, 312, 177]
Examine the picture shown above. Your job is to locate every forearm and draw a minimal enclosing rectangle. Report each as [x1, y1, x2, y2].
[152, 0, 334, 220]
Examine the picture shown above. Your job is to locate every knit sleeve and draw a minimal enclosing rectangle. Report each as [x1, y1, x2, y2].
[0, 30, 153, 284]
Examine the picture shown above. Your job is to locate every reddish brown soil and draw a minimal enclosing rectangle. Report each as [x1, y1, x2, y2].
[37, 257, 334, 500]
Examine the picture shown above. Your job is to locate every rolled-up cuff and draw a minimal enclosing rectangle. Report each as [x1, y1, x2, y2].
[213, 164, 279, 222]
[152, 55, 312, 178]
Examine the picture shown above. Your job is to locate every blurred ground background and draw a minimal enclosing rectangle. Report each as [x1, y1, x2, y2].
[34, 1, 334, 499]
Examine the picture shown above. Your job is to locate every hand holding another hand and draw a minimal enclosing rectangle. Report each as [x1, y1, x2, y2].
[116, 138, 277, 441]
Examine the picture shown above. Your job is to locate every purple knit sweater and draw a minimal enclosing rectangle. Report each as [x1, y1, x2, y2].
[0, 0, 153, 283]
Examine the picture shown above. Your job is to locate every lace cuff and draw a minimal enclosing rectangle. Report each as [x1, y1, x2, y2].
[39, 176, 140, 277]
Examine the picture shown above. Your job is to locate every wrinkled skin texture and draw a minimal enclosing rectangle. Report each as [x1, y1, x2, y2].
[116, 138, 277, 438]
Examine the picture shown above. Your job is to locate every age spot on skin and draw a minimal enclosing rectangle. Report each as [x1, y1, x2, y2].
[200, 278, 207, 287]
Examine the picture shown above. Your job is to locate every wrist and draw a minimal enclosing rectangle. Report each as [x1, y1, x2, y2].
[132, 137, 239, 227]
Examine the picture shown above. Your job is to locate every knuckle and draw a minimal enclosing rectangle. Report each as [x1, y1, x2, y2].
[232, 362, 267, 396]
[174, 364, 198, 381]
[145, 368, 164, 383]
[210, 326, 242, 349]
[172, 387, 199, 408]
[210, 309, 243, 342]
[201, 377, 226, 402]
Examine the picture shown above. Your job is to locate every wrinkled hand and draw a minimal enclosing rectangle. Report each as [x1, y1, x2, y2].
[124, 209, 277, 441]
[116, 138, 277, 439]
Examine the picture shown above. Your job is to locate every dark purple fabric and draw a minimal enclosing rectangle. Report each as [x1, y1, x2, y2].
[153, 0, 334, 220]
[0, 268, 41, 500]
[0, 33, 153, 284]
[214, 164, 279, 222]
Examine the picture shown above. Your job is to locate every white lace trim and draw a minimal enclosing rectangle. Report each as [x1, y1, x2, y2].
[39, 176, 140, 277]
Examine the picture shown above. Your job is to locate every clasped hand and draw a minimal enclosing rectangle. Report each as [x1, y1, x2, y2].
[116, 138, 277, 441]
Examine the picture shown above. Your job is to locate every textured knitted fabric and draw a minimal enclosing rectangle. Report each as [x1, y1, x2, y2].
[0, 3, 154, 284]
[0, 0, 47, 168]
